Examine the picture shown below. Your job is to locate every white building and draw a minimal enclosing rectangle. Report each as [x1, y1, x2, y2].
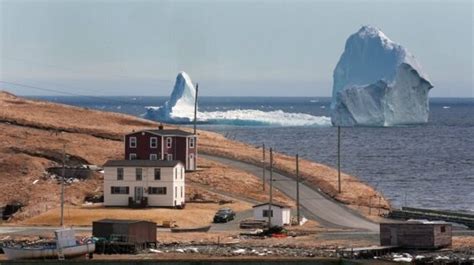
[253, 203, 291, 227]
[103, 160, 185, 208]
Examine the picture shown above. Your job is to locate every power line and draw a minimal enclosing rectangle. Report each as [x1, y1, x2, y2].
[1, 56, 170, 83]
[0, 80, 148, 106]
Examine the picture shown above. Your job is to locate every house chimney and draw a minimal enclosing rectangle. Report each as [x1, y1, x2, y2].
[158, 123, 164, 130]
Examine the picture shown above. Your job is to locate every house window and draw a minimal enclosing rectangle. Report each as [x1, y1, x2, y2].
[129, 153, 137, 160]
[181, 167, 184, 179]
[111, 186, 129, 194]
[175, 168, 177, 179]
[150, 137, 158, 148]
[441, 226, 446, 233]
[175, 186, 178, 198]
[154, 168, 161, 180]
[189, 137, 195, 148]
[149, 187, 166, 195]
[167, 154, 173, 161]
[150, 154, 157, 160]
[262, 209, 273, 217]
[180, 186, 183, 198]
[117, 168, 124, 180]
[129, 137, 137, 148]
[166, 137, 172, 148]
[136, 168, 142, 181]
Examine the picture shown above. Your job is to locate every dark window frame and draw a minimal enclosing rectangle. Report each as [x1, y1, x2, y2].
[154, 168, 161, 180]
[262, 209, 273, 217]
[117, 168, 124, 180]
[149, 187, 167, 195]
[136, 168, 142, 181]
[111, 186, 129, 194]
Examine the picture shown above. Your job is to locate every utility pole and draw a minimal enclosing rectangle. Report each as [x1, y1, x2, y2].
[268, 148, 273, 228]
[193, 83, 199, 135]
[296, 154, 300, 225]
[60, 144, 66, 227]
[337, 126, 341, 193]
[262, 143, 266, 191]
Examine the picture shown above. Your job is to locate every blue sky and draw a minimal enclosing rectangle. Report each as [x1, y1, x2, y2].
[0, 0, 472, 97]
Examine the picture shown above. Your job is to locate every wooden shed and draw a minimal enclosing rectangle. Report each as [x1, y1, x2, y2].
[380, 220, 452, 249]
[92, 219, 156, 245]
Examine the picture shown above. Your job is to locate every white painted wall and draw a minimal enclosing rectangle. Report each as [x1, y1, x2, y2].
[253, 204, 291, 227]
[104, 163, 185, 207]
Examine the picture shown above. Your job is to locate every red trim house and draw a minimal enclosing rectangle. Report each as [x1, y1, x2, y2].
[125, 127, 197, 171]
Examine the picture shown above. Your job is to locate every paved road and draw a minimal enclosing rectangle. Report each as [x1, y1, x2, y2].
[201, 154, 379, 232]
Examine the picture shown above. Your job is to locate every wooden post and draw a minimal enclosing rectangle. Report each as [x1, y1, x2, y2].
[337, 126, 341, 193]
[268, 148, 273, 228]
[368, 196, 372, 216]
[378, 196, 381, 215]
[60, 144, 65, 227]
[193, 83, 199, 135]
[262, 143, 266, 191]
[296, 154, 300, 225]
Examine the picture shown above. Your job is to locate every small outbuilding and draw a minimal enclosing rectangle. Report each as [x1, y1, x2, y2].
[92, 219, 157, 246]
[252, 203, 291, 227]
[380, 220, 452, 249]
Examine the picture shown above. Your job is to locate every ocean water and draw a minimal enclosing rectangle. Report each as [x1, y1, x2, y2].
[34, 96, 474, 211]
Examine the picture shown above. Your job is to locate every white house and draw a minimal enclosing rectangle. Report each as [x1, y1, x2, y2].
[253, 203, 291, 227]
[103, 160, 185, 208]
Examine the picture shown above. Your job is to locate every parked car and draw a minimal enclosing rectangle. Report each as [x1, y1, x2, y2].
[213, 208, 236, 223]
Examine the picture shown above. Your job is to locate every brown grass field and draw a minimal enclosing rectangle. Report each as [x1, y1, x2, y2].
[20, 202, 251, 227]
[0, 91, 385, 223]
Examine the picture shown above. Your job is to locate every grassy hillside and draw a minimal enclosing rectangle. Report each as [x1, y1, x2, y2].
[0, 91, 389, 222]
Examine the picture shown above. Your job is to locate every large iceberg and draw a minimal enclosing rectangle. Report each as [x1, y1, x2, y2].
[331, 25, 433, 126]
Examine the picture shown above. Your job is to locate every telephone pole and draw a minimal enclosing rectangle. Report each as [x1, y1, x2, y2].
[296, 154, 300, 225]
[268, 148, 273, 228]
[193, 83, 199, 135]
[337, 126, 341, 193]
[262, 143, 266, 191]
[60, 144, 66, 227]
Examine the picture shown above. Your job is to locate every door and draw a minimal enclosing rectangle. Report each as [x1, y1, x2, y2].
[390, 228, 397, 245]
[134, 187, 144, 203]
[189, 154, 194, 170]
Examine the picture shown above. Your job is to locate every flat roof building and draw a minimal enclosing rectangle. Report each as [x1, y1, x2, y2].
[380, 220, 452, 249]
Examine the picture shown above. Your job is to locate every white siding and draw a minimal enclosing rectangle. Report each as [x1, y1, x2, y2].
[253, 204, 291, 227]
[104, 163, 185, 207]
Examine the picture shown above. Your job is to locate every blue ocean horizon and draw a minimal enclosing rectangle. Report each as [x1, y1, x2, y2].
[31, 95, 474, 211]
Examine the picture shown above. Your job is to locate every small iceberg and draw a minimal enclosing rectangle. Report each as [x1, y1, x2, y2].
[145, 72, 331, 127]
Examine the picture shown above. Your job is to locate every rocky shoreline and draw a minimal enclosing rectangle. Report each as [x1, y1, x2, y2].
[147, 242, 474, 264]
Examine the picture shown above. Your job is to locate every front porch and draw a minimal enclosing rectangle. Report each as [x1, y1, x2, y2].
[128, 197, 148, 208]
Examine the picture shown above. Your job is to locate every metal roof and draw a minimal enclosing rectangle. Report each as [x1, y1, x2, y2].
[103, 160, 182, 167]
[128, 129, 195, 137]
[93, 219, 155, 224]
[252, 203, 291, 209]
